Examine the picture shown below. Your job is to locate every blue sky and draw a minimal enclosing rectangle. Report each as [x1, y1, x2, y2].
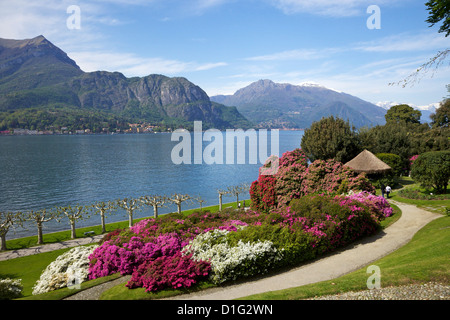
[0, 0, 448, 107]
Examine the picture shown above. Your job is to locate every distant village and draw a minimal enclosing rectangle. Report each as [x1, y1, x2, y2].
[0, 123, 173, 136]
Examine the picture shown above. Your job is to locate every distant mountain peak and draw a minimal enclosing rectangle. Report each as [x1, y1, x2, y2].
[211, 79, 387, 129]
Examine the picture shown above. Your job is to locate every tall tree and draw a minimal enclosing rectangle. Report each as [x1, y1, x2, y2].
[227, 183, 250, 208]
[140, 195, 168, 218]
[301, 116, 360, 163]
[26, 208, 59, 244]
[92, 201, 117, 233]
[117, 198, 141, 227]
[430, 98, 450, 128]
[0, 211, 23, 251]
[217, 189, 231, 211]
[57, 205, 89, 239]
[169, 194, 193, 215]
[385, 104, 422, 124]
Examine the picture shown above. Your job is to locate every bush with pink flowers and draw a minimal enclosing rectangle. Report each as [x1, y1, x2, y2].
[250, 148, 375, 212]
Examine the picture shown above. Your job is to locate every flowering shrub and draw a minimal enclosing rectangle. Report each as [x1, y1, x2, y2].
[88, 233, 186, 279]
[344, 191, 393, 223]
[88, 189, 393, 293]
[249, 175, 277, 213]
[183, 229, 283, 284]
[33, 245, 97, 295]
[126, 252, 210, 292]
[300, 159, 375, 196]
[0, 278, 23, 300]
[250, 148, 375, 212]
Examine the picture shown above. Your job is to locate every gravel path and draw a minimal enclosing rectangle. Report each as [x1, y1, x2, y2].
[309, 282, 449, 300]
[64, 276, 131, 300]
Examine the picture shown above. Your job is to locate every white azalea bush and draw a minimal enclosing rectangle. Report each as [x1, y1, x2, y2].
[32, 245, 98, 295]
[0, 278, 23, 300]
[182, 229, 283, 284]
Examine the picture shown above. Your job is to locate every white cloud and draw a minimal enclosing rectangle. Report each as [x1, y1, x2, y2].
[69, 51, 227, 76]
[355, 32, 449, 53]
[245, 48, 339, 61]
[269, 0, 389, 17]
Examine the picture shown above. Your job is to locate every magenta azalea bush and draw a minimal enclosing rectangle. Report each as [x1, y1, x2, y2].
[251, 149, 375, 212]
[88, 148, 393, 294]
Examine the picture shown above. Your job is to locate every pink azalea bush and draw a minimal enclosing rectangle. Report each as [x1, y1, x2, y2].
[250, 148, 375, 212]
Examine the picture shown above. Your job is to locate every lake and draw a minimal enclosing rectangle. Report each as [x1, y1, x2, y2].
[0, 130, 304, 239]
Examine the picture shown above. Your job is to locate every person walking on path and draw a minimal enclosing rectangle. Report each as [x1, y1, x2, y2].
[385, 185, 392, 198]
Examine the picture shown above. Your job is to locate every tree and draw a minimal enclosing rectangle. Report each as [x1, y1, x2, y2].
[92, 201, 117, 233]
[375, 153, 404, 177]
[0, 211, 23, 251]
[140, 195, 168, 218]
[26, 208, 60, 245]
[196, 196, 206, 211]
[216, 189, 231, 211]
[430, 98, 450, 128]
[169, 194, 193, 215]
[426, 0, 450, 36]
[385, 104, 421, 124]
[117, 198, 142, 227]
[363, 123, 412, 162]
[57, 205, 89, 239]
[411, 150, 450, 194]
[301, 116, 360, 163]
[227, 183, 250, 207]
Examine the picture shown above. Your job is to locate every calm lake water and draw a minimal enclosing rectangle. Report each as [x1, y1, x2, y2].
[0, 130, 303, 239]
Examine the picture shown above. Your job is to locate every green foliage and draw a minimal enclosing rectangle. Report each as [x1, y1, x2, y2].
[430, 99, 449, 128]
[301, 116, 360, 163]
[385, 104, 421, 124]
[411, 150, 450, 194]
[426, 0, 450, 37]
[375, 153, 404, 176]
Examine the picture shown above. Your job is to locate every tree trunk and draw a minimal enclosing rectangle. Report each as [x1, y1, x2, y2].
[129, 211, 133, 227]
[37, 222, 43, 245]
[219, 194, 223, 211]
[177, 203, 182, 215]
[153, 205, 158, 218]
[0, 233, 7, 251]
[70, 220, 76, 239]
[101, 212, 106, 233]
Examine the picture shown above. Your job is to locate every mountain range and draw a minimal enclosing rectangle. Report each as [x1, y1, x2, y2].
[0, 35, 251, 131]
[1, 35, 390, 132]
[211, 80, 387, 129]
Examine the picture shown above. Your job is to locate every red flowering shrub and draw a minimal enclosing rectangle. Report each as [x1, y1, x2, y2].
[251, 148, 309, 211]
[126, 252, 211, 292]
[250, 148, 375, 212]
[300, 159, 375, 195]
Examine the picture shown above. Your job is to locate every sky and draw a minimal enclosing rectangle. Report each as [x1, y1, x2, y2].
[0, 0, 449, 108]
